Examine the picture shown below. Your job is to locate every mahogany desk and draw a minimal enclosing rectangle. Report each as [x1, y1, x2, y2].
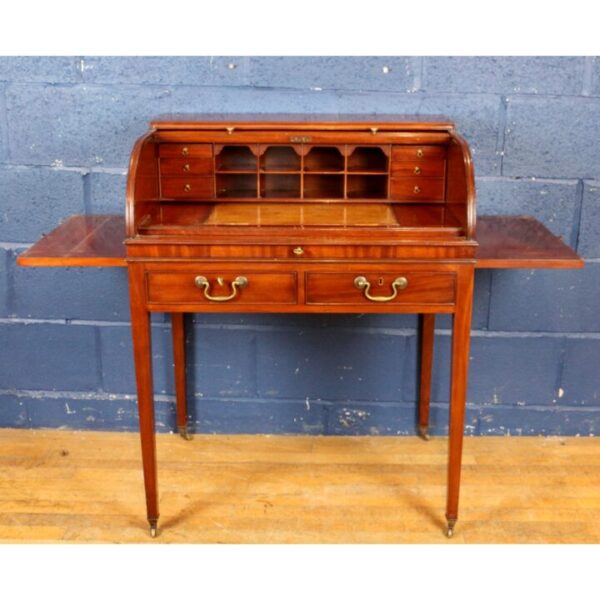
[17, 116, 583, 538]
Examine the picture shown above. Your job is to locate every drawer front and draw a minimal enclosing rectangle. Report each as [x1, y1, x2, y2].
[147, 271, 297, 305]
[392, 145, 446, 161]
[160, 157, 213, 176]
[391, 158, 445, 178]
[390, 178, 445, 202]
[305, 271, 455, 306]
[161, 176, 214, 199]
[159, 143, 212, 158]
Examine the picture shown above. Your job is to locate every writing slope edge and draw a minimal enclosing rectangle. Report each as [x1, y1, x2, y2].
[16, 215, 126, 268]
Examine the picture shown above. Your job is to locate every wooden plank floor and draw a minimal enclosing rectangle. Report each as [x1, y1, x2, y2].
[0, 428, 599, 543]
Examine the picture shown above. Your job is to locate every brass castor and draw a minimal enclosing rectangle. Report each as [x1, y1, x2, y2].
[178, 425, 192, 441]
[148, 519, 159, 538]
[418, 425, 430, 441]
[446, 518, 457, 538]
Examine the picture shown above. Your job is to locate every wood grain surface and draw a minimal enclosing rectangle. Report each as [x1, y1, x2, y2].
[0, 429, 598, 544]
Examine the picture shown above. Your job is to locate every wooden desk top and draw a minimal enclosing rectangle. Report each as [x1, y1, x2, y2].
[16, 214, 584, 271]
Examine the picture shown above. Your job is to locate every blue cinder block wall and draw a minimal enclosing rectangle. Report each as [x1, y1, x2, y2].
[0, 56, 598, 436]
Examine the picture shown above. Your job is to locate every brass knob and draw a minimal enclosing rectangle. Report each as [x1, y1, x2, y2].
[413, 185, 421, 194]
[181, 146, 189, 156]
[292, 246, 304, 256]
[416, 148, 424, 158]
[184, 184, 192, 192]
[183, 163, 191, 172]
[414, 166, 421, 175]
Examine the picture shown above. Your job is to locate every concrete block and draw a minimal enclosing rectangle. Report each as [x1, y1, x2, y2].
[488, 263, 600, 333]
[503, 96, 600, 178]
[89, 171, 127, 213]
[405, 333, 563, 407]
[0, 393, 29, 428]
[589, 56, 600, 95]
[0, 57, 80, 83]
[0, 248, 8, 316]
[170, 85, 339, 115]
[335, 92, 501, 175]
[476, 177, 579, 244]
[6, 84, 171, 168]
[256, 328, 410, 403]
[0, 84, 6, 162]
[12, 256, 129, 320]
[22, 393, 175, 432]
[99, 322, 257, 399]
[190, 398, 327, 435]
[0, 166, 84, 242]
[0, 323, 100, 391]
[424, 57, 585, 95]
[248, 56, 420, 92]
[477, 405, 599, 436]
[559, 339, 600, 406]
[81, 56, 250, 86]
[578, 181, 600, 258]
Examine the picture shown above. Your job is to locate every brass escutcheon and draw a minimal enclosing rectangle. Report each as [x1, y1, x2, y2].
[184, 184, 192, 192]
[290, 136, 311, 143]
[414, 185, 421, 194]
[292, 246, 304, 256]
[414, 166, 421, 174]
[416, 148, 424, 157]
[181, 146, 189, 156]
[226, 127, 235, 135]
[183, 163, 190, 172]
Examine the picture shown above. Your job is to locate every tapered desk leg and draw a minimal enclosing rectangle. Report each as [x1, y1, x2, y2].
[171, 313, 191, 440]
[129, 264, 159, 538]
[418, 313, 435, 440]
[445, 267, 474, 538]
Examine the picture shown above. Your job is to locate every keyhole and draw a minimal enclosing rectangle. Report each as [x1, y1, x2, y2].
[217, 277, 224, 286]
[377, 277, 384, 287]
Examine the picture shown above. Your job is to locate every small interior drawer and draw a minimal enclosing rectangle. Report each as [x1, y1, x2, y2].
[146, 271, 298, 305]
[305, 271, 456, 306]
[160, 157, 213, 176]
[391, 158, 446, 178]
[160, 177, 214, 199]
[390, 178, 445, 202]
[392, 145, 446, 161]
[159, 143, 213, 158]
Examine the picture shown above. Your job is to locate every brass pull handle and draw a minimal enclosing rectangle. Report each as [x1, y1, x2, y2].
[354, 276, 408, 303]
[194, 275, 248, 302]
[184, 183, 192, 192]
[413, 185, 421, 194]
[416, 148, 424, 158]
[181, 146, 189, 156]
[414, 166, 421, 174]
[183, 163, 191, 172]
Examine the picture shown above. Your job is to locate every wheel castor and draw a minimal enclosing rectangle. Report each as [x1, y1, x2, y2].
[446, 519, 456, 538]
[418, 425, 430, 441]
[148, 519, 159, 538]
[178, 425, 192, 441]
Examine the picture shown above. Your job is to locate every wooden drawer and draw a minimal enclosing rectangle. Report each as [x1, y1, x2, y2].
[160, 157, 213, 176]
[160, 177, 213, 199]
[392, 145, 446, 161]
[391, 158, 445, 178]
[159, 143, 212, 158]
[390, 178, 445, 202]
[146, 271, 297, 305]
[305, 271, 455, 306]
